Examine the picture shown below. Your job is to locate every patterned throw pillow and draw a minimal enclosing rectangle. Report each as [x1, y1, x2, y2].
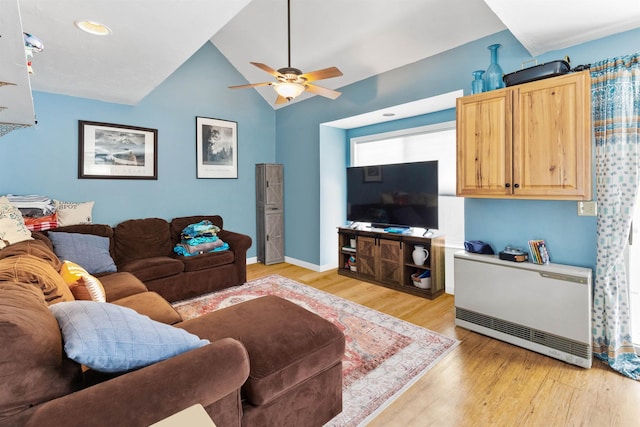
[49, 301, 209, 373]
[54, 200, 94, 227]
[59, 260, 106, 302]
[0, 196, 33, 249]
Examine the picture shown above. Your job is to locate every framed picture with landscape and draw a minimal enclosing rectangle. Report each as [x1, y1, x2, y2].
[78, 120, 158, 180]
[196, 116, 238, 179]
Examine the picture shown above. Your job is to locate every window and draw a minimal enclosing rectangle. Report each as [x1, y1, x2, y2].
[350, 122, 464, 293]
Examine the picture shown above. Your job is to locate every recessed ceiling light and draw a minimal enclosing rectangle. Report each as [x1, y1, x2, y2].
[74, 20, 111, 36]
[382, 112, 396, 117]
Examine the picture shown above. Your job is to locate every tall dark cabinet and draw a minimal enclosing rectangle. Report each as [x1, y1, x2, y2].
[256, 163, 284, 264]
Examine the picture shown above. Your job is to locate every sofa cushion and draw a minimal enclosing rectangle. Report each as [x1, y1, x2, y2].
[0, 282, 82, 419]
[118, 257, 184, 282]
[177, 295, 345, 406]
[60, 260, 107, 302]
[0, 254, 75, 305]
[177, 249, 235, 272]
[112, 291, 182, 325]
[48, 231, 117, 274]
[0, 237, 62, 271]
[99, 272, 149, 302]
[49, 301, 209, 373]
[114, 218, 173, 265]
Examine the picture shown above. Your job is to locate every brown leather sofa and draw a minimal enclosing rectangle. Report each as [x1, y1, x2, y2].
[0, 219, 345, 427]
[48, 215, 253, 302]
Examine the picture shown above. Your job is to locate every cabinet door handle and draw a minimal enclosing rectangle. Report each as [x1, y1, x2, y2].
[505, 183, 511, 188]
[514, 183, 520, 188]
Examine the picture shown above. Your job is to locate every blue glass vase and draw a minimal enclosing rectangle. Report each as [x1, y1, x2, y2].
[484, 44, 505, 91]
[471, 70, 485, 94]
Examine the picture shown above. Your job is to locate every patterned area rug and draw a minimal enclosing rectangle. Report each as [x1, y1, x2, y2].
[172, 274, 459, 426]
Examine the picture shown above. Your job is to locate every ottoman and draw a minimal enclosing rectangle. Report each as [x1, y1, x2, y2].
[177, 295, 345, 427]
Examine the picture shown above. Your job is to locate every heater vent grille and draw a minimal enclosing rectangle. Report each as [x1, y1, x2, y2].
[456, 307, 591, 360]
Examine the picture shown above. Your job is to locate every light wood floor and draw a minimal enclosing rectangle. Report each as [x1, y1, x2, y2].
[247, 262, 640, 427]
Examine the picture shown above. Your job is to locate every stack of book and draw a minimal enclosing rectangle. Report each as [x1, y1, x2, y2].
[528, 239, 550, 264]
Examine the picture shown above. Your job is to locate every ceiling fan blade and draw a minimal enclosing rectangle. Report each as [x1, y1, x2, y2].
[275, 95, 289, 105]
[300, 67, 343, 82]
[305, 83, 342, 100]
[228, 82, 273, 89]
[251, 62, 284, 78]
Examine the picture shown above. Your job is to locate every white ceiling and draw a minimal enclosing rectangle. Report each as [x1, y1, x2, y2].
[16, 0, 640, 110]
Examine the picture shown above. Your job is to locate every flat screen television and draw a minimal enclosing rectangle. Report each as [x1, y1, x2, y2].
[346, 161, 438, 230]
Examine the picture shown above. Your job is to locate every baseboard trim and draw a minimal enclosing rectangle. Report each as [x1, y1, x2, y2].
[284, 256, 322, 272]
[248, 256, 334, 273]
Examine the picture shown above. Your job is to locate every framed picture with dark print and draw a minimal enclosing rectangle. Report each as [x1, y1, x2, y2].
[363, 165, 382, 182]
[196, 117, 238, 179]
[78, 120, 158, 179]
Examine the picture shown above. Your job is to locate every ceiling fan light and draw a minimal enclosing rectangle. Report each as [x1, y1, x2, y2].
[274, 82, 305, 99]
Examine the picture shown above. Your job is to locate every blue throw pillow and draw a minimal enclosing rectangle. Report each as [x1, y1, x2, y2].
[48, 232, 117, 274]
[49, 301, 209, 373]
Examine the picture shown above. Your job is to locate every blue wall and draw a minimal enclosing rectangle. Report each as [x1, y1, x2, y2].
[2, 28, 639, 271]
[319, 124, 347, 269]
[276, 28, 640, 271]
[0, 42, 276, 258]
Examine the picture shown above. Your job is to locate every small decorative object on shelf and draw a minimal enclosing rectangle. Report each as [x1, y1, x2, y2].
[411, 270, 431, 289]
[412, 245, 428, 265]
[528, 240, 550, 264]
[471, 70, 485, 94]
[498, 246, 529, 262]
[348, 256, 357, 272]
[484, 43, 505, 91]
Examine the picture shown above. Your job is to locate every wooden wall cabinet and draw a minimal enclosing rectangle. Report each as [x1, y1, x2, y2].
[337, 228, 445, 299]
[456, 70, 592, 200]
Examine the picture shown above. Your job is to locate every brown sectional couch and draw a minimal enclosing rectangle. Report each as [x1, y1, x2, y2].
[0, 215, 345, 427]
[51, 215, 253, 302]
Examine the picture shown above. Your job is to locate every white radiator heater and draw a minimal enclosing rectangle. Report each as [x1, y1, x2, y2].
[454, 251, 593, 368]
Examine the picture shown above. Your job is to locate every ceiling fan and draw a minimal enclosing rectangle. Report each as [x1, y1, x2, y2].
[229, 0, 343, 105]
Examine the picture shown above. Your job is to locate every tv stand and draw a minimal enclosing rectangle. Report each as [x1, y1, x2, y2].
[337, 227, 445, 299]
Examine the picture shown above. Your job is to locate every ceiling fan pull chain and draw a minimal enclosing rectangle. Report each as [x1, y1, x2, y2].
[287, 0, 291, 68]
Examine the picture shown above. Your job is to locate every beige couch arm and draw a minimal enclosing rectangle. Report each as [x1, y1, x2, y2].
[25, 338, 249, 427]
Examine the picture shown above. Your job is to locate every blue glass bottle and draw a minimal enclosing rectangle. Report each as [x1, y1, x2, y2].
[471, 70, 485, 94]
[484, 44, 505, 91]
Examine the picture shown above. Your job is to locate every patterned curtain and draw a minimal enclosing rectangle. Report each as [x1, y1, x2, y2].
[591, 53, 640, 380]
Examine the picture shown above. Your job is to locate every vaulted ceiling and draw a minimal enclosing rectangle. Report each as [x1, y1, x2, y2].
[17, 0, 640, 108]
